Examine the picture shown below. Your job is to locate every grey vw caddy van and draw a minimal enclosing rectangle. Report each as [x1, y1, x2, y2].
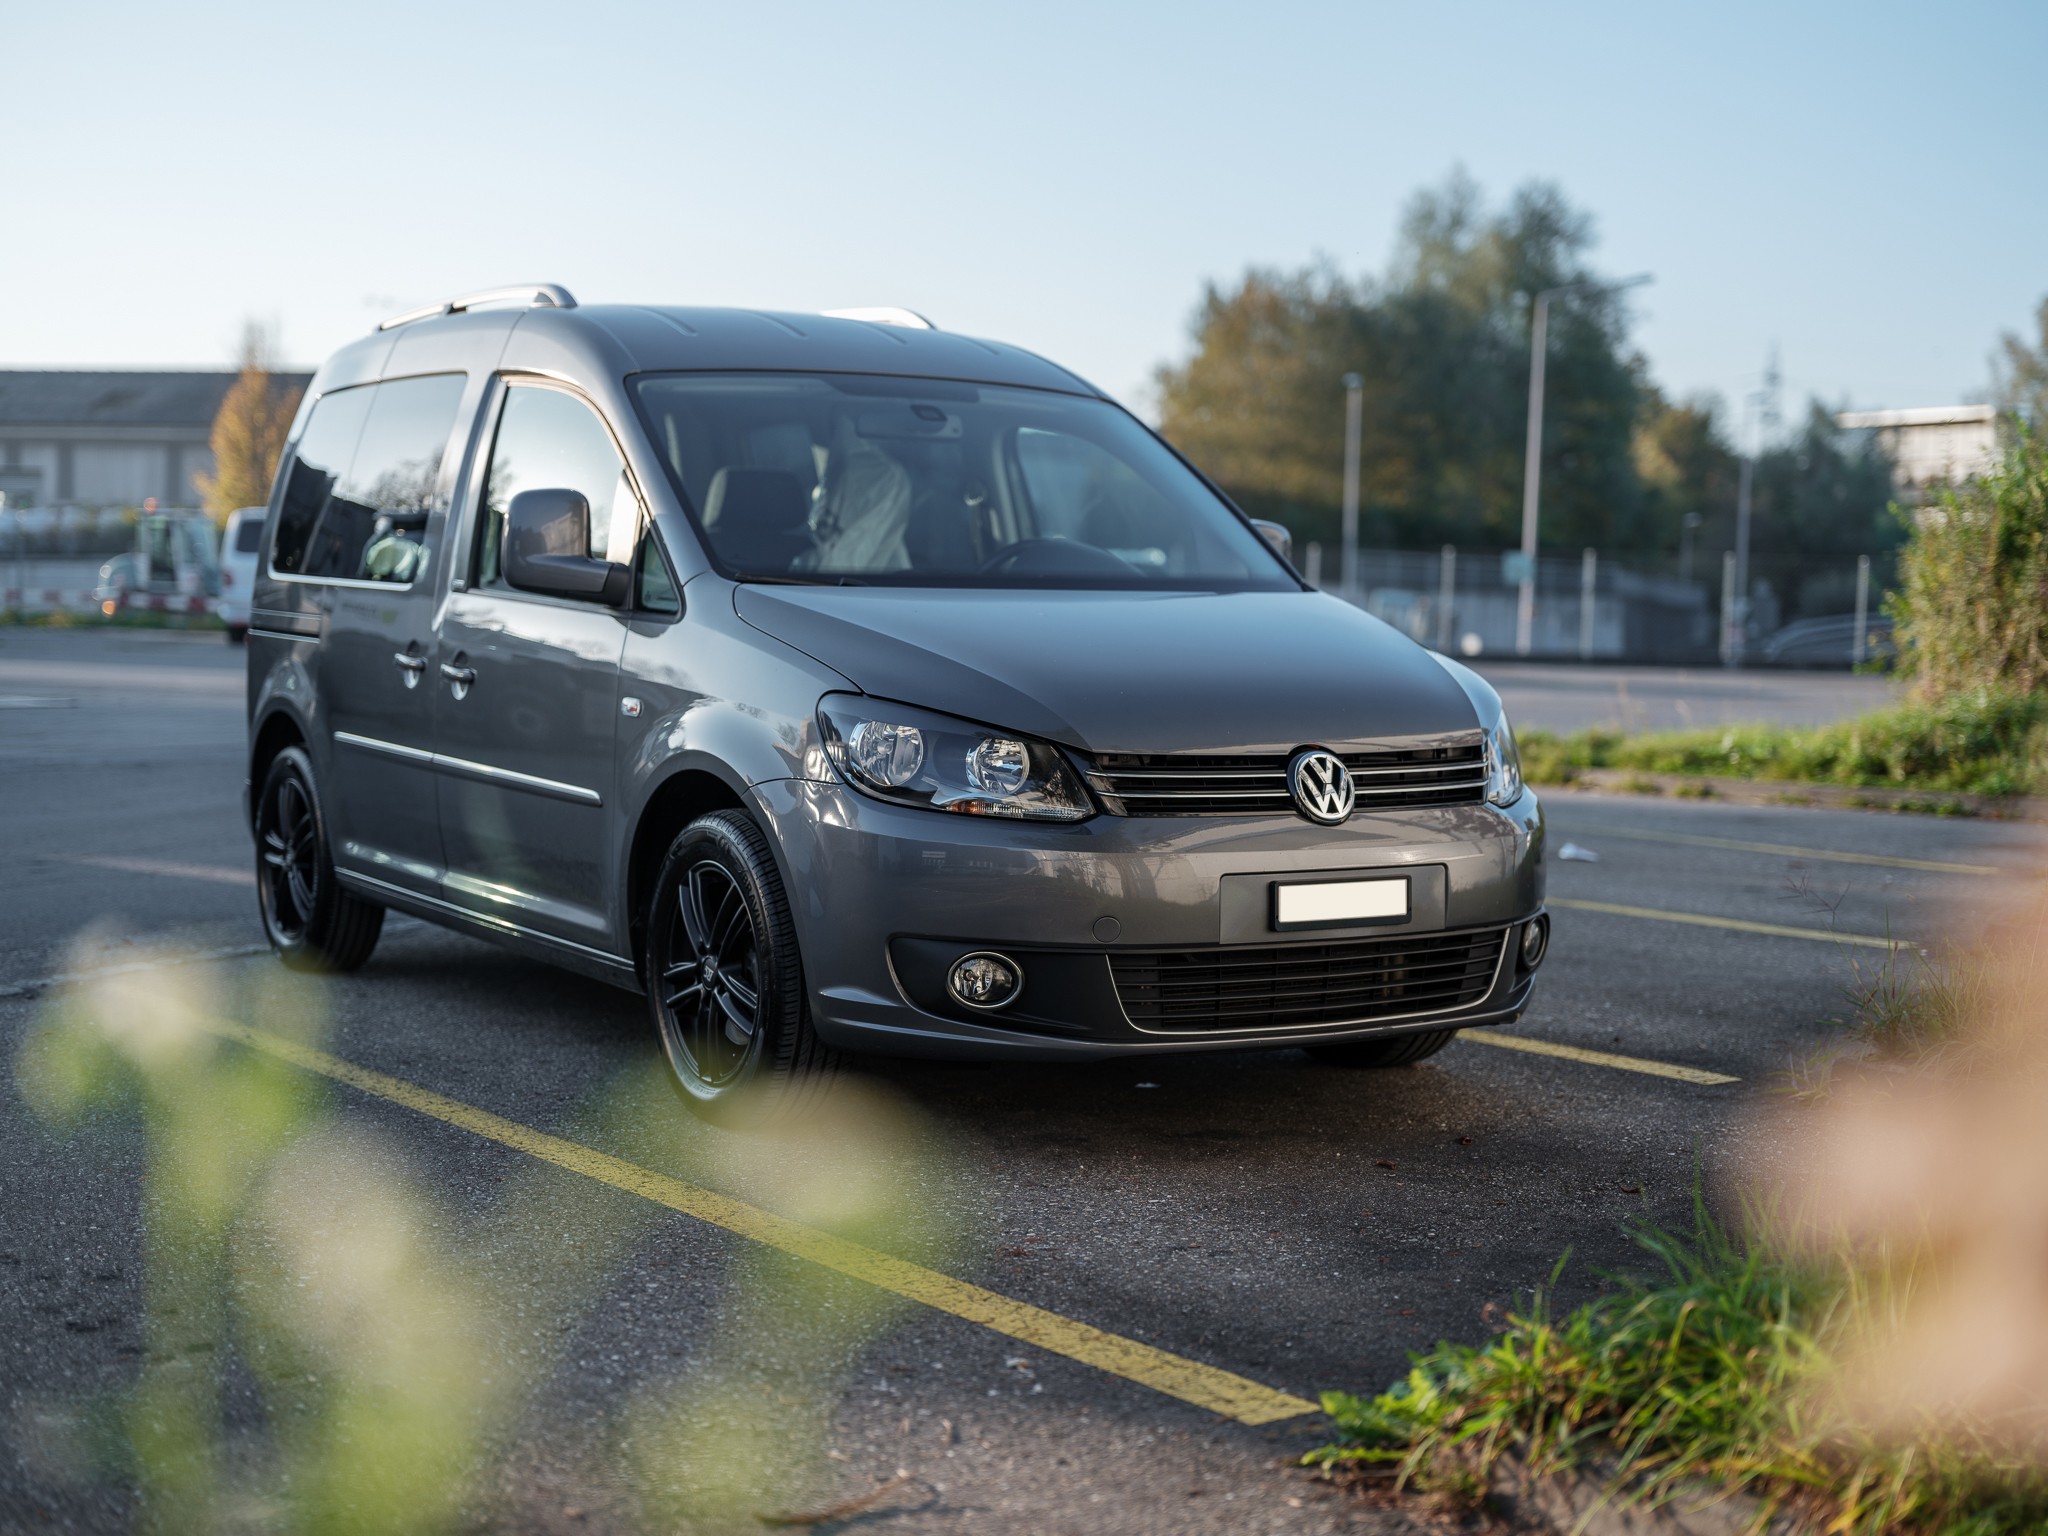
[245, 285, 1546, 1119]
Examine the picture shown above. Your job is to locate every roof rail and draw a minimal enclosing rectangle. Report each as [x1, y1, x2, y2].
[821, 306, 936, 331]
[378, 284, 578, 332]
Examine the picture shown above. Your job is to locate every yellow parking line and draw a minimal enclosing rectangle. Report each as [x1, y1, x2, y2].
[1463, 1030, 1739, 1086]
[208, 1020, 1318, 1427]
[1548, 896, 1904, 950]
[1576, 826, 2004, 877]
[69, 854, 255, 886]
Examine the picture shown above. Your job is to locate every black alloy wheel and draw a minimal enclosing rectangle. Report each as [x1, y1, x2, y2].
[254, 745, 384, 972]
[646, 810, 831, 1124]
[1306, 1027, 1457, 1068]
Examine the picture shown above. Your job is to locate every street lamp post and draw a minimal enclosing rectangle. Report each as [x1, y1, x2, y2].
[1340, 373, 1363, 601]
[1514, 274, 1651, 655]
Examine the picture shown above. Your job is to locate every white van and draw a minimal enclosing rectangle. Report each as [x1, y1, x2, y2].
[218, 506, 266, 641]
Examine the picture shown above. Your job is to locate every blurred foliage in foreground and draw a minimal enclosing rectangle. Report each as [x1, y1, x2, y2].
[1518, 687, 2048, 799]
[1312, 891, 2048, 1534]
[16, 937, 960, 1533]
[1310, 1211, 2048, 1535]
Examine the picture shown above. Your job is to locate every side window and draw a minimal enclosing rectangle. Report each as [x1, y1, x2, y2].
[636, 532, 680, 614]
[270, 386, 373, 575]
[475, 384, 637, 591]
[268, 374, 465, 582]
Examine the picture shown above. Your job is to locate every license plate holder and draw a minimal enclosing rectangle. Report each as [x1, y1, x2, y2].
[1271, 875, 1411, 931]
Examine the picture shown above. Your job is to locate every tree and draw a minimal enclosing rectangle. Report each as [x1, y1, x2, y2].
[1993, 295, 2048, 430]
[195, 322, 302, 525]
[1633, 387, 1739, 566]
[1749, 402, 1900, 619]
[1155, 171, 1648, 553]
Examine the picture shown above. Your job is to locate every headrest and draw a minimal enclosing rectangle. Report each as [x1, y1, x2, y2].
[702, 468, 810, 532]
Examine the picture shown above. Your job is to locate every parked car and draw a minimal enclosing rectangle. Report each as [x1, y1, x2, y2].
[217, 506, 267, 640]
[1759, 613, 1893, 668]
[244, 286, 1546, 1120]
[93, 551, 146, 610]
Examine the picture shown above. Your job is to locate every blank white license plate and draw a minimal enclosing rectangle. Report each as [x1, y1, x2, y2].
[1274, 877, 1410, 928]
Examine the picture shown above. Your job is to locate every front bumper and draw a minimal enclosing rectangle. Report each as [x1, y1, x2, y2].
[748, 777, 1545, 1061]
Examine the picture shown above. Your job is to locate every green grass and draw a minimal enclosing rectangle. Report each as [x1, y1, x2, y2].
[1308, 1206, 2048, 1533]
[1519, 689, 2048, 799]
[0, 607, 224, 631]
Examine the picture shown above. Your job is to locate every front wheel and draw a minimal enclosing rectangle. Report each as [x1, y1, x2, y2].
[254, 745, 383, 972]
[645, 810, 832, 1125]
[1306, 1028, 1456, 1068]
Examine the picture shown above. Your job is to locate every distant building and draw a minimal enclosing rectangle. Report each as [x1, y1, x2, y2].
[1834, 404, 1999, 493]
[0, 369, 311, 510]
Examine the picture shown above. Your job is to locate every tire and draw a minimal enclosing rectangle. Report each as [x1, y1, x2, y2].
[1306, 1028, 1456, 1068]
[645, 809, 833, 1126]
[226, 626, 247, 645]
[254, 745, 384, 973]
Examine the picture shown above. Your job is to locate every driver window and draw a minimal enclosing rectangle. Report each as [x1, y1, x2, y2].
[475, 384, 636, 590]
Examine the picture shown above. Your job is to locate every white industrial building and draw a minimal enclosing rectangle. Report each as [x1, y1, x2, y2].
[0, 370, 309, 511]
[1835, 403, 2000, 492]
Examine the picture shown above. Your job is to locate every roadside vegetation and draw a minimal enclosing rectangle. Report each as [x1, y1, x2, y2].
[1519, 686, 2048, 799]
[1309, 1206, 2048, 1533]
[1525, 430, 2048, 806]
[1311, 890, 2048, 1533]
[0, 608, 224, 631]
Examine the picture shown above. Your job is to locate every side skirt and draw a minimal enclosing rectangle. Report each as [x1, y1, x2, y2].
[336, 868, 644, 994]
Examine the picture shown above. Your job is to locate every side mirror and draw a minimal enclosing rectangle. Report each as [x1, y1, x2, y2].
[1251, 518, 1294, 565]
[504, 488, 631, 606]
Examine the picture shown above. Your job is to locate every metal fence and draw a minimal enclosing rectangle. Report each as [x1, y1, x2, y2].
[1301, 543, 1715, 663]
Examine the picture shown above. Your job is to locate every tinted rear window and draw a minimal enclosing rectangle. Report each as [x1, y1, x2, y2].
[232, 517, 265, 553]
[269, 374, 466, 582]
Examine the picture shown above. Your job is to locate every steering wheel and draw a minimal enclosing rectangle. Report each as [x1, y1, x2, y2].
[977, 538, 1136, 577]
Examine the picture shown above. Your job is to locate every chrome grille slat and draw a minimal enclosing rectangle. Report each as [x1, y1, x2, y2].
[1081, 740, 1487, 817]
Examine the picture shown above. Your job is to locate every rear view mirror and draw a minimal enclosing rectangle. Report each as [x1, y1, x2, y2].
[1251, 518, 1294, 565]
[504, 488, 631, 605]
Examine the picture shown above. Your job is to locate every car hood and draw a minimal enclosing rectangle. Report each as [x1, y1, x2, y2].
[733, 585, 1481, 754]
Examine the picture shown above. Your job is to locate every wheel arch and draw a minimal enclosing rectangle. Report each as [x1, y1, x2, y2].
[247, 706, 310, 833]
[622, 762, 752, 979]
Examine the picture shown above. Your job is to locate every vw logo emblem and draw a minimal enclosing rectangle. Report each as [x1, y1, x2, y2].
[1287, 748, 1356, 825]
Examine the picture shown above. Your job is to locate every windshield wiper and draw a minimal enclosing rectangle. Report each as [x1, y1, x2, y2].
[736, 573, 871, 587]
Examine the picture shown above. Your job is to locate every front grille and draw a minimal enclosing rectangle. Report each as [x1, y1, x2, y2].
[1080, 741, 1487, 816]
[1109, 927, 1507, 1034]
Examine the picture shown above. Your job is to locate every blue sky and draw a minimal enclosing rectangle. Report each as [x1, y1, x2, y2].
[9, 1, 2044, 427]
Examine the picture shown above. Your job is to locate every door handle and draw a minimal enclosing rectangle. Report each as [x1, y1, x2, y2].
[440, 661, 477, 700]
[393, 652, 426, 671]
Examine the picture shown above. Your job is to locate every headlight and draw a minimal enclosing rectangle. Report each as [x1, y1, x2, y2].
[817, 695, 1094, 822]
[1484, 712, 1523, 807]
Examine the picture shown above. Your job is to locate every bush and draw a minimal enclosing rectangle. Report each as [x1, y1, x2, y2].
[1889, 429, 2048, 699]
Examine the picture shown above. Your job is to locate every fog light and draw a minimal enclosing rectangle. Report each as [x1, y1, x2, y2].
[1519, 916, 1549, 970]
[947, 951, 1022, 1010]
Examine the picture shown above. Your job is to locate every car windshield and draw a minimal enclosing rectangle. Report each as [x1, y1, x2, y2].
[631, 373, 1295, 590]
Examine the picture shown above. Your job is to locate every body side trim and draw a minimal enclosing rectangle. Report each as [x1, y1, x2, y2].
[333, 731, 602, 805]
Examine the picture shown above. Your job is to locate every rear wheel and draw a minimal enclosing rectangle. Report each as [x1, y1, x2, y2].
[646, 810, 832, 1125]
[1306, 1028, 1456, 1068]
[254, 745, 383, 972]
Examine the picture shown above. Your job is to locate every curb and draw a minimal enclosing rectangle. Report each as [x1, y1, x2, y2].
[1534, 767, 2048, 821]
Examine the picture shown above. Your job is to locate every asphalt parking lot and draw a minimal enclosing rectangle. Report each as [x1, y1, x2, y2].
[4, 629, 2042, 1534]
